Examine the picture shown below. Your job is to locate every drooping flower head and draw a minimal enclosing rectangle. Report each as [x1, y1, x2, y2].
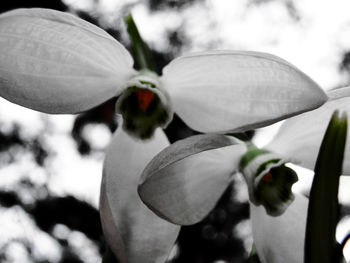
[239, 143, 298, 216]
[138, 86, 350, 223]
[0, 8, 328, 140]
[250, 110, 348, 263]
[137, 87, 350, 262]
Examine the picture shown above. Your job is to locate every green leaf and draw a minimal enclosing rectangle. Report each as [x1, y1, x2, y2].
[248, 244, 262, 263]
[304, 110, 348, 263]
[125, 14, 155, 71]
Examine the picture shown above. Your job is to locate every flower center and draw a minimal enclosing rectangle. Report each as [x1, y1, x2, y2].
[116, 71, 173, 139]
[256, 165, 298, 216]
[240, 144, 298, 216]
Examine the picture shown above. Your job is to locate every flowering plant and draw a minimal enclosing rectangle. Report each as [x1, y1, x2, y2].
[137, 91, 350, 263]
[0, 7, 346, 263]
[250, 110, 348, 263]
[138, 86, 350, 222]
[0, 8, 327, 140]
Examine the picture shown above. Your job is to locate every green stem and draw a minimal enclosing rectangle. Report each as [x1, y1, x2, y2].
[125, 14, 155, 71]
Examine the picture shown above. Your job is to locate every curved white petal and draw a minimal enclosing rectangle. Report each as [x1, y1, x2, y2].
[161, 50, 327, 133]
[100, 128, 179, 263]
[0, 8, 136, 114]
[138, 134, 247, 225]
[267, 86, 350, 175]
[327, 86, 350, 100]
[250, 194, 308, 263]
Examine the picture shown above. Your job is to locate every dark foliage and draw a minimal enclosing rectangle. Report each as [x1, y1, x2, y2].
[0, 125, 22, 152]
[247, 0, 300, 21]
[0, 187, 106, 261]
[0, 124, 49, 166]
[340, 51, 350, 77]
[164, 114, 199, 143]
[0, 0, 67, 13]
[0, 188, 103, 240]
[30, 196, 103, 245]
[72, 99, 118, 155]
[147, 0, 203, 11]
[0, 191, 21, 207]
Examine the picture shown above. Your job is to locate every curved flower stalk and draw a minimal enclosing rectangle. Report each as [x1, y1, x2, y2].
[0, 8, 328, 140]
[100, 127, 180, 263]
[138, 86, 350, 224]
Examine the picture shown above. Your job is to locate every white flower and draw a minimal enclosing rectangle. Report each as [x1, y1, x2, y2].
[0, 8, 327, 139]
[138, 86, 350, 223]
[0, 7, 337, 263]
[137, 86, 350, 261]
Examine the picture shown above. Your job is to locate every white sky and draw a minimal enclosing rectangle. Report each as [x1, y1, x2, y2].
[1, 0, 350, 261]
[64, 0, 350, 89]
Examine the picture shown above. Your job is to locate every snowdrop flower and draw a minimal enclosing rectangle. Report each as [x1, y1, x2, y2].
[0, 7, 337, 263]
[138, 86, 350, 223]
[0, 8, 328, 140]
[137, 87, 350, 262]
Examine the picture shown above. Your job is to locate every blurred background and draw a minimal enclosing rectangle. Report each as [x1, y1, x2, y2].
[1, 0, 350, 262]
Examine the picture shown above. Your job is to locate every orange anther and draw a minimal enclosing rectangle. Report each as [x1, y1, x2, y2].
[262, 172, 273, 183]
[136, 89, 155, 111]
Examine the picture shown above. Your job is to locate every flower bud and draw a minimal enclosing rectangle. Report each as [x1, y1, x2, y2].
[240, 144, 298, 216]
[116, 70, 173, 139]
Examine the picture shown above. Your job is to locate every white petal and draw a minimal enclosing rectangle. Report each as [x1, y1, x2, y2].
[161, 50, 327, 133]
[327, 86, 350, 100]
[138, 134, 247, 225]
[250, 194, 308, 263]
[267, 86, 350, 175]
[100, 128, 179, 263]
[0, 8, 136, 114]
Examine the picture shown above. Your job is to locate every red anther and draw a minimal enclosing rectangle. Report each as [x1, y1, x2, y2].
[262, 172, 273, 183]
[136, 89, 155, 111]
